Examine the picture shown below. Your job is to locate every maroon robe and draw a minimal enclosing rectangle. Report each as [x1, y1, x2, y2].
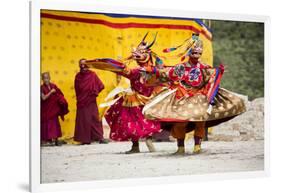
[41, 83, 69, 141]
[74, 70, 105, 143]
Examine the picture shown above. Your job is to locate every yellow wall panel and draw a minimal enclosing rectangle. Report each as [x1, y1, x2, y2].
[41, 10, 213, 140]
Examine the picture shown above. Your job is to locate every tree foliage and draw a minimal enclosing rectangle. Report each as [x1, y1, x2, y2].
[211, 20, 264, 100]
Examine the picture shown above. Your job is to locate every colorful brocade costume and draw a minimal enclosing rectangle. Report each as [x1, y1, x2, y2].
[142, 58, 246, 127]
[85, 32, 163, 143]
[104, 67, 161, 141]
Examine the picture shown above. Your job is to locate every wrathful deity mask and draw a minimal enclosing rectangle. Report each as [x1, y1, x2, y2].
[130, 32, 157, 66]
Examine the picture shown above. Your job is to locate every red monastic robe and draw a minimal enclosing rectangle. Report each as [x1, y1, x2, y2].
[74, 70, 105, 143]
[41, 83, 69, 141]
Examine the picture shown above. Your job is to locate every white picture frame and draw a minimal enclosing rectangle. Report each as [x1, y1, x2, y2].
[29, 0, 270, 192]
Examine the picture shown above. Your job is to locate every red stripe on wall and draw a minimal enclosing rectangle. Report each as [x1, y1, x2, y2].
[41, 13, 212, 40]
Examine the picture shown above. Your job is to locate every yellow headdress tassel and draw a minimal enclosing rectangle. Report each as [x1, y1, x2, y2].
[162, 33, 199, 53]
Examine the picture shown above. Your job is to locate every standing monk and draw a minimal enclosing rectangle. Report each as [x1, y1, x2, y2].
[74, 59, 108, 144]
[41, 72, 69, 146]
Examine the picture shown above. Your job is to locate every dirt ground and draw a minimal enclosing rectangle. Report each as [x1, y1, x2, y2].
[41, 140, 264, 183]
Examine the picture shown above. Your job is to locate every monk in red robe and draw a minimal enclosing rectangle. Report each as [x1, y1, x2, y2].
[74, 59, 108, 144]
[41, 72, 69, 146]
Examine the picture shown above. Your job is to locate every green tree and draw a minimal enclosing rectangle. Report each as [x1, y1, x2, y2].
[211, 20, 264, 100]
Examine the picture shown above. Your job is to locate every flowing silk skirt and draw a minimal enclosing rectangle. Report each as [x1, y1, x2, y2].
[105, 97, 161, 141]
[143, 88, 246, 126]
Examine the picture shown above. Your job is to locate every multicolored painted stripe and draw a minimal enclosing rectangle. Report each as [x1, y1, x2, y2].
[41, 11, 212, 40]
